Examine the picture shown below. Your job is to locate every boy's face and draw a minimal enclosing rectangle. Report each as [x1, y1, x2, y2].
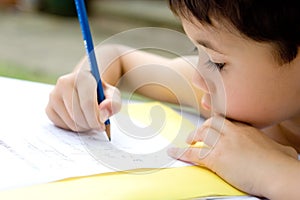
[182, 18, 300, 128]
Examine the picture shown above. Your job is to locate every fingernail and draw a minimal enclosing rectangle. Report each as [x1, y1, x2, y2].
[186, 131, 196, 144]
[97, 124, 106, 132]
[185, 130, 198, 145]
[99, 109, 109, 123]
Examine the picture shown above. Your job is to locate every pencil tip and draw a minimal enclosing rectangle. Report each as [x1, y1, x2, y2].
[106, 124, 111, 141]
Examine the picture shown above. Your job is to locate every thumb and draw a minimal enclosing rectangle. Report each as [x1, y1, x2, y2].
[98, 86, 122, 123]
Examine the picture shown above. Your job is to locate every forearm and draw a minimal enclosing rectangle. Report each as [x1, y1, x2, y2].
[263, 156, 300, 199]
[91, 44, 208, 116]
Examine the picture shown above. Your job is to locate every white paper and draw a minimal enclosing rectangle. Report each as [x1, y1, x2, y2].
[0, 77, 194, 191]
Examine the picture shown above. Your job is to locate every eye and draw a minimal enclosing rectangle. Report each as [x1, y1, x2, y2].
[192, 47, 198, 53]
[208, 60, 226, 71]
[193, 46, 226, 71]
[213, 62, 225, 70]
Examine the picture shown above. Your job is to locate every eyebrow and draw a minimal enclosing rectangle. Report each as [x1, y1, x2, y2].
[196, 39, 223, 53]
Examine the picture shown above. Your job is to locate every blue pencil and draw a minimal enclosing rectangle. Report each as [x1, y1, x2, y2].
[74, 0, 111, 141]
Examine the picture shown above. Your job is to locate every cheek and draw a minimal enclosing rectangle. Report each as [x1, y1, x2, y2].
[225, 90, 252, 118]
[223, 85, 283, 128]
[222, 89, 262, 127]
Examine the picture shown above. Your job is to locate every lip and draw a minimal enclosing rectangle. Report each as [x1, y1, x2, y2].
[201, 94, 211, 110]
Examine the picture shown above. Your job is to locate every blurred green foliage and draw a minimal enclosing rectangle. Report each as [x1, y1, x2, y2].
[0, 61, 57, 84]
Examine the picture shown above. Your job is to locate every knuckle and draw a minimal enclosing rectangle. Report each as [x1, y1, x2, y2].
[45, 106, 53, 118]
[56, 76, 67, 86]
[203, 117, 213, 126]
[48, 90, 59, 102]
[112, 100, 122, 114]
[56, 74, 74, 88]
[285, 146, 298, 158]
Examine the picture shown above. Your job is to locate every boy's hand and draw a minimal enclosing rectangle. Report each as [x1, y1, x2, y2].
[46, 69, 121, 132]
[168, 116, 298, 197]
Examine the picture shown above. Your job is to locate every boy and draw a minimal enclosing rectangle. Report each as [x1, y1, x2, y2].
[46, 0, 300, 199]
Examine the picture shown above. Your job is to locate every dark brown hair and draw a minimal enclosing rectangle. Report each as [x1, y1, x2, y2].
[169, 0, 300, 64]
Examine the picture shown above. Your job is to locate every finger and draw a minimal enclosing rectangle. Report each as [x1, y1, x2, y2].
[187, 127, 221, 148]
[52, 74, 94, 132]
[53, 75, 85, 131]
[75, 71, 105, 130]
[281, 145, 298, 159]
[269, 138, 299, 159]
[98, 98, 121, 123]
[98, 84, 122, 123]
[102, 82, 122, 114]
[98, 99, 111, 123]
[78, 90, 104, 131]
[167, 147, 212, 165]
[202, 115, 227, 134]
[45, 106, 69, 130]
[70, 89, 92, 130]
[52, 96, 85, 132]
[75, 86, 105, 131]
[186, 130, 198, 145]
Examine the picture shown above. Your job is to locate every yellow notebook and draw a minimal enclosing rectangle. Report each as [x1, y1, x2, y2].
[0, 166, 244, 199]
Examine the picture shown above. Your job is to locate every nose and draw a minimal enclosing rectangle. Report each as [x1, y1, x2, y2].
[192, 72, 210, 93]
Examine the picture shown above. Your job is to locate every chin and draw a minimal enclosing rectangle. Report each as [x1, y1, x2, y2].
[243, 118, 279, 129]
[225, 114, 275, 129]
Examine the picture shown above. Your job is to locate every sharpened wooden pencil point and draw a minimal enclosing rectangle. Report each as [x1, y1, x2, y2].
[106, 124, 111, 141]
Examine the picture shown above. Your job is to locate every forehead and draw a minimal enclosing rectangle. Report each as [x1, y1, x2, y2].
[182, 17, 279, 68]
[181, 17, 245, 53]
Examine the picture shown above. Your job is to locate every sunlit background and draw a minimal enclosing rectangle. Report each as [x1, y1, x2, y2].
[0, 0, 182, 84]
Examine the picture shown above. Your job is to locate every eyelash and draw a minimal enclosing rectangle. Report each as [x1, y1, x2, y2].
[192, 47, 226, 71]
[208, 61, 226, 71]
